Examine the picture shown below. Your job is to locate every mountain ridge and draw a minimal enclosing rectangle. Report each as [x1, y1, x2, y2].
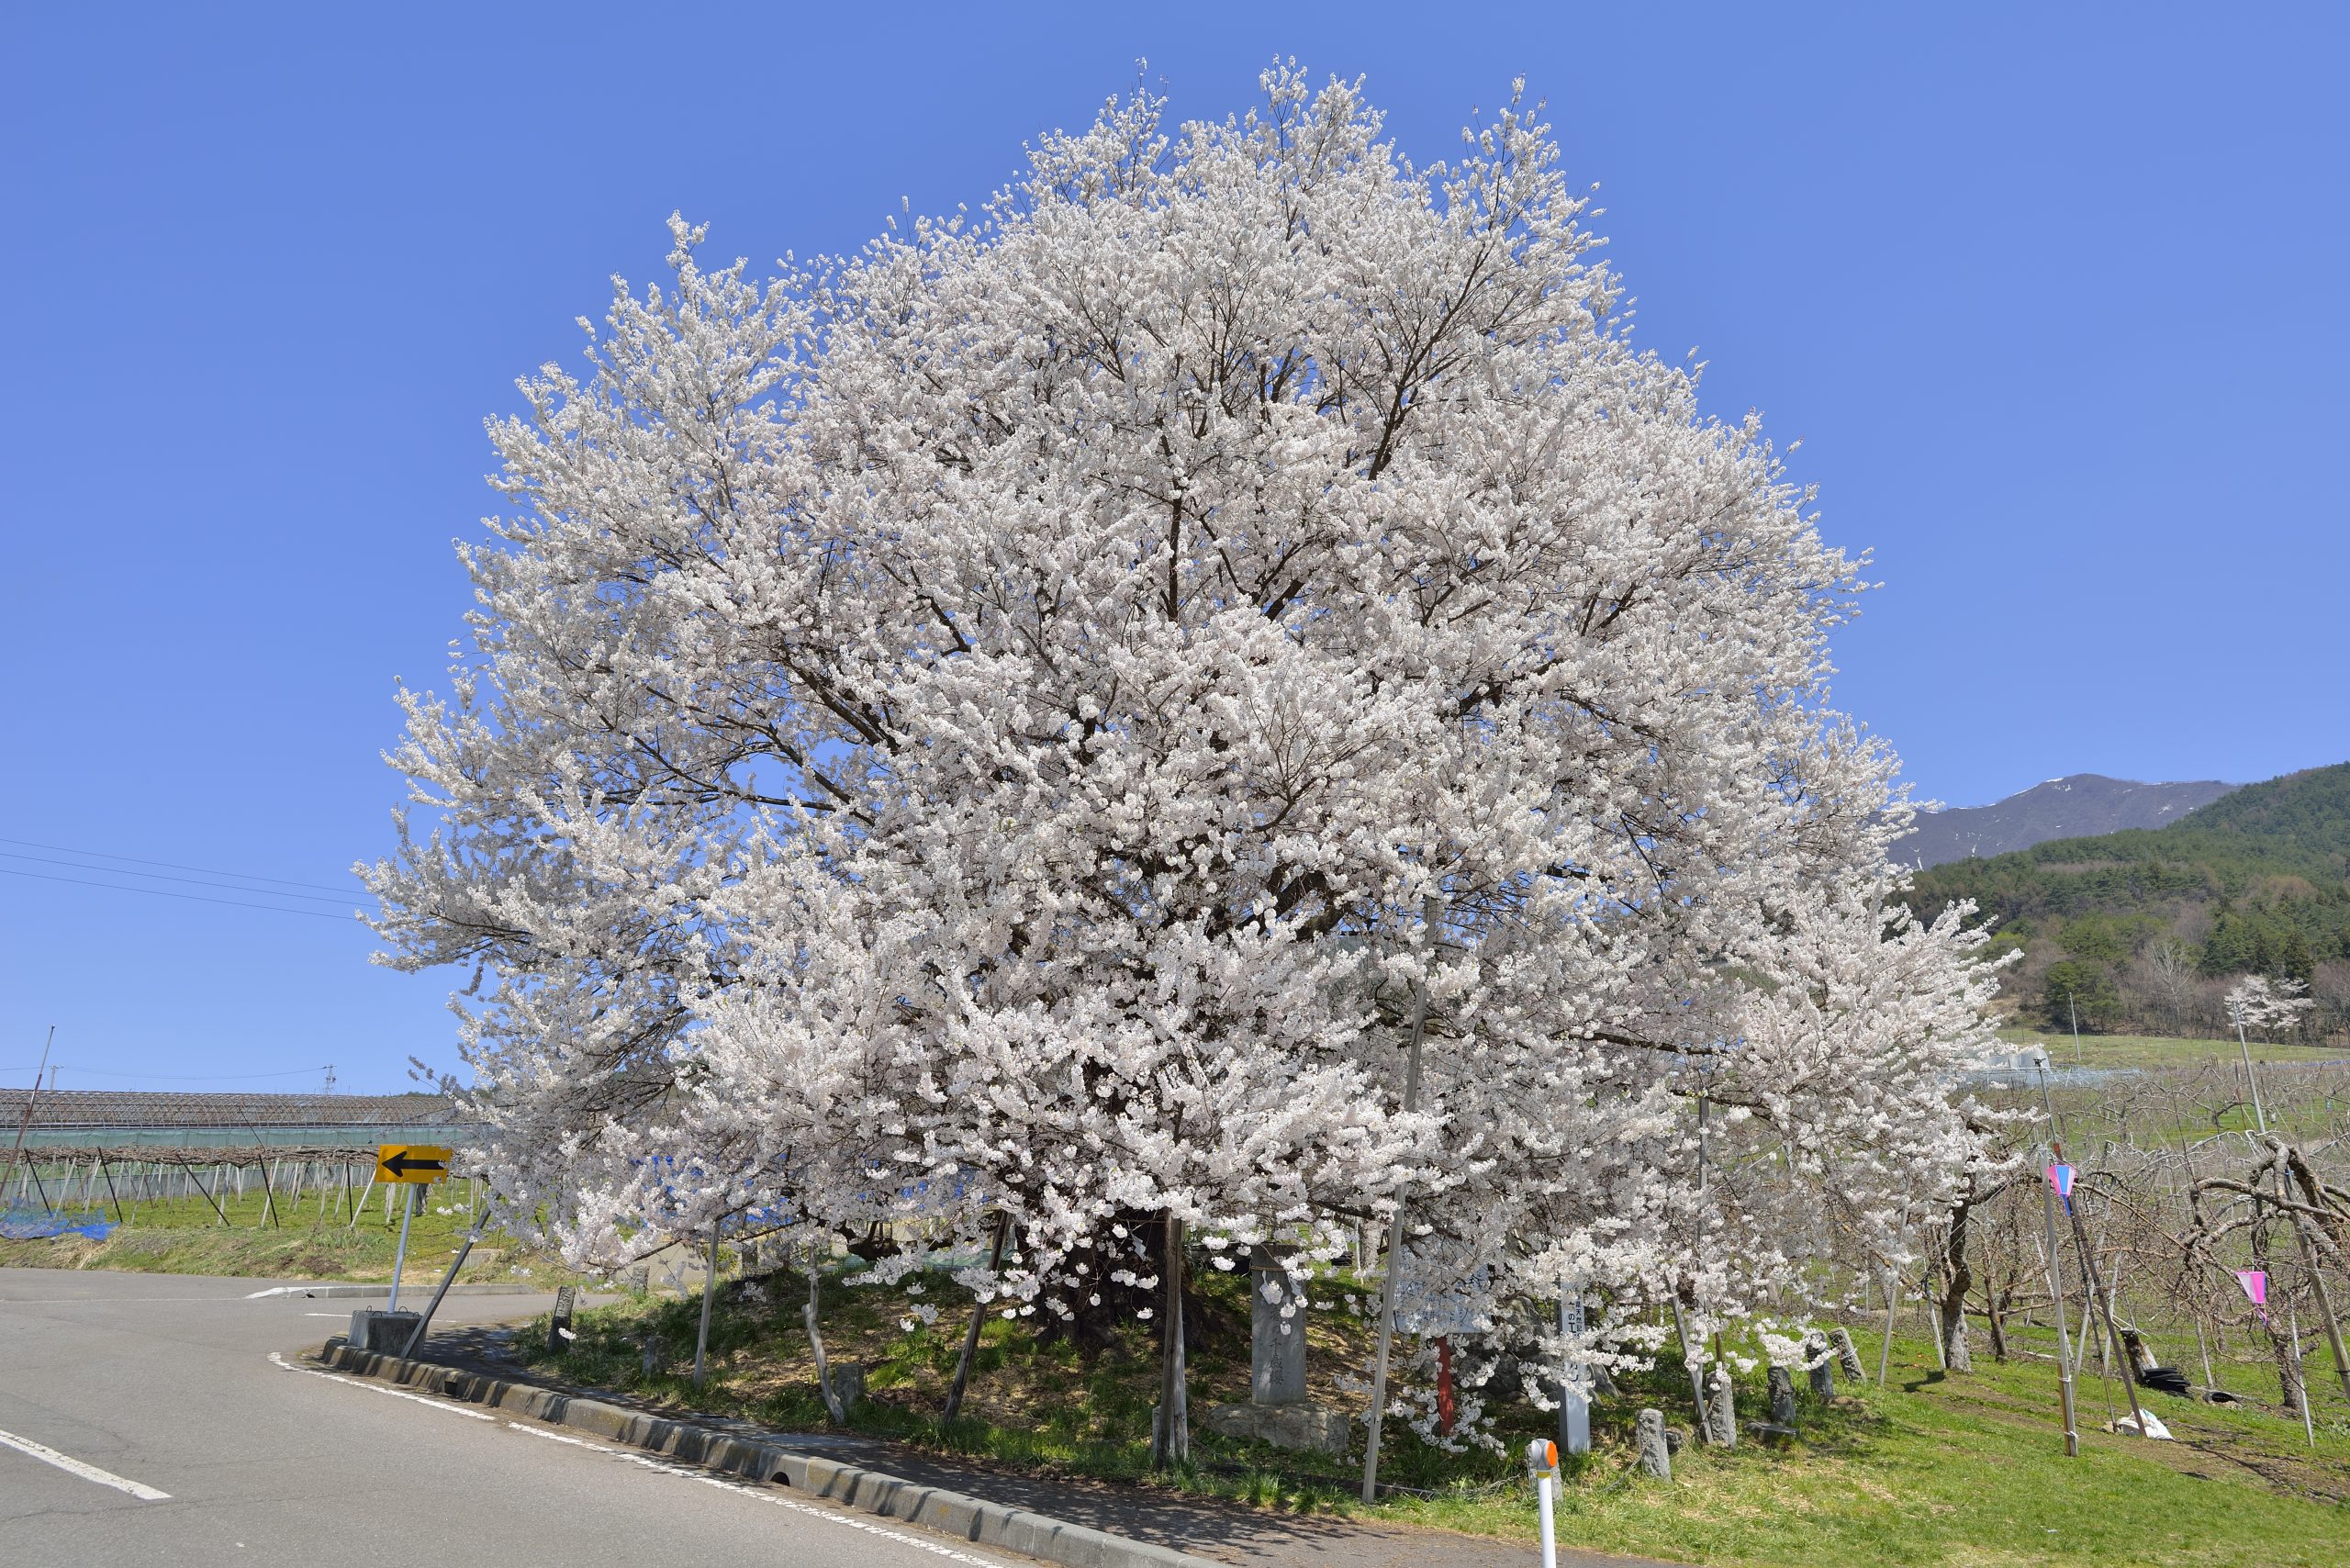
[1904, 763, 2350, 1039]
[1897, 773, 2240, 869]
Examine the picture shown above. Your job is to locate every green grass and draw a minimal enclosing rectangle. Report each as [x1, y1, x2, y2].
[1995, 1026, 2340, 1070]
[1415, 1336, 2350, 1568]
[520, 1264, 2350, 1568]
[0, 1186, 565, 1285]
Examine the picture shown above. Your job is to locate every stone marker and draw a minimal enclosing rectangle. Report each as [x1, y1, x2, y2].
[1248, 1248, 1306, 1406]
[1636, 1407, 1671, 1479]
[1203, 1400, 1351, 1455]
[1707, 1370, 1738, 1448]
[546, 1283, 577, 1355]
[1202, 1245, 1346, 1455]
[826, 1361, 866, 1416]
[1805, 1334, 1835, 1398]
[1831, 1327, 1864, 1382]
[1768, 1364, 1797, 1427]
[624, 1265, 651, 1295]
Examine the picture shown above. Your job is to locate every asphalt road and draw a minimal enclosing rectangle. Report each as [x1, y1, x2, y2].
[0, 1267, 1032, 1568]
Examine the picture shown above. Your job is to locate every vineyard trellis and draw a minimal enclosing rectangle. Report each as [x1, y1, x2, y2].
[2, 1145, 481, 1235]
[1863, 1056, 2350, 1456]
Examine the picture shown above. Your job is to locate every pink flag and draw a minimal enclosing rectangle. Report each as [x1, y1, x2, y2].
[2046, 1163, 2075, 1207]
[2235, 1269, 2266, 1307]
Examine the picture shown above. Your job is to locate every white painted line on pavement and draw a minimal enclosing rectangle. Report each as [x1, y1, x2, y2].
[504, 1421, 1008, 1566]
[266, 1352, 495, 1420]
[0, 1426, 171, 1501]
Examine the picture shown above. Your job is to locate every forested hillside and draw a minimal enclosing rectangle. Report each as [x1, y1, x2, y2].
[1907, 763, 2350, 1041]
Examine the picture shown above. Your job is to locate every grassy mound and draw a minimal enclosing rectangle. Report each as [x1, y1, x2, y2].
[524, 1260, 2350, 1567]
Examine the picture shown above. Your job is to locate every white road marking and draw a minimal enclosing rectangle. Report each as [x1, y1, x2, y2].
[502, 1423, 1007, 1566]
[265, 1352, 494, 1420]
[0, 1426, 171, 1501]
[274, 1350, 1011, 1565]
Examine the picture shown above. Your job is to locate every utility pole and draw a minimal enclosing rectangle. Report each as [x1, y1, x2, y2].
[2067, 992, 2082, 1067]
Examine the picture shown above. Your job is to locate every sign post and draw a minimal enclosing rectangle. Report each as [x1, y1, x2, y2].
[375, 1145, 450, 1313]
[1558, 1293, 1590, 1456]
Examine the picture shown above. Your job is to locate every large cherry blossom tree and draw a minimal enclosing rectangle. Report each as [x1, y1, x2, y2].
[370, 66, 1998, 1461]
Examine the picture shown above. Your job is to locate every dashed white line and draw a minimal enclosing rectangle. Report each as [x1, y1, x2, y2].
[265, 1351, 494, 1420]
[0, 1426, 171, 1501]
[501, 1423, 1007, 1565]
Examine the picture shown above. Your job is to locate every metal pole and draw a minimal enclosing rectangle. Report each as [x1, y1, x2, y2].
[692, 1219, 722, 1384]
[1877, 1273, 1897, 1387]
[2288, 1294, 2317, 1449]
[4, 1030, 53, 1188]
[2033, 1064, 2080, 1453]
[2060, 1159, 2148, 1436]
[400, 1199, 492, 1361]
[2234, 1010, 2268, 1134]
[1362, 894, 1438, 1505]
[387, 1184, 417, 1312]
[96, 1156, 125, 1225]
[2068, 993, 2081, 1067]
[2039, 1172, 2081, 1453]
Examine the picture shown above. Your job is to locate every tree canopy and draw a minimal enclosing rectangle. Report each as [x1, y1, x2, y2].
[369, 68, 1998, 1456]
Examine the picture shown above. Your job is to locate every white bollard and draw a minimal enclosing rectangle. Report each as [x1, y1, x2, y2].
[1525, 1438, 1559, 1568]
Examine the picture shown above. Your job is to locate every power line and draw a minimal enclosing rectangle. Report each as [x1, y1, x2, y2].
[1, 1063, 338, 1081]
[0, 867, 358, 921]
[0, 851, 355, 906]
[0, 835, 358, 896]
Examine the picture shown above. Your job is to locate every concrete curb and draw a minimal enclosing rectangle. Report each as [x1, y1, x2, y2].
[320, 1342, 1217, 1568]
[248, 1282, 548, 1300]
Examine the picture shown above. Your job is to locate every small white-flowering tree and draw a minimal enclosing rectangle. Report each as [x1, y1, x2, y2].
[370, 65, 1998, 1462]
[2227, 974, 2314, 1042]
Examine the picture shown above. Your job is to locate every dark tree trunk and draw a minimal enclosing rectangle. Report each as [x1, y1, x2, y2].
[943, 1211, 1012, 1424]
[1940, 1198, 1975, 1372]
[1151, 1214, 1189, 1470]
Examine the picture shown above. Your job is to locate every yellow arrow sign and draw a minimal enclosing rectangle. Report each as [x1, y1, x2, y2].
[375, 1144, 452, 1184]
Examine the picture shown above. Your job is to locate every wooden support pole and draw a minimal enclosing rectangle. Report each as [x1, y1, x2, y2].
[944, 1211, 1013, 1424]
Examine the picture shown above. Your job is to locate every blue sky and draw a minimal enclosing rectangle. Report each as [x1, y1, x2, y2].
[3, 5, 2343, 1091]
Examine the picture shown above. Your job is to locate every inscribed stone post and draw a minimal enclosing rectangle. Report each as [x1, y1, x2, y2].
[1249, 1248, 1306, 1406]
[1558, 1293, 1592, 1455]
